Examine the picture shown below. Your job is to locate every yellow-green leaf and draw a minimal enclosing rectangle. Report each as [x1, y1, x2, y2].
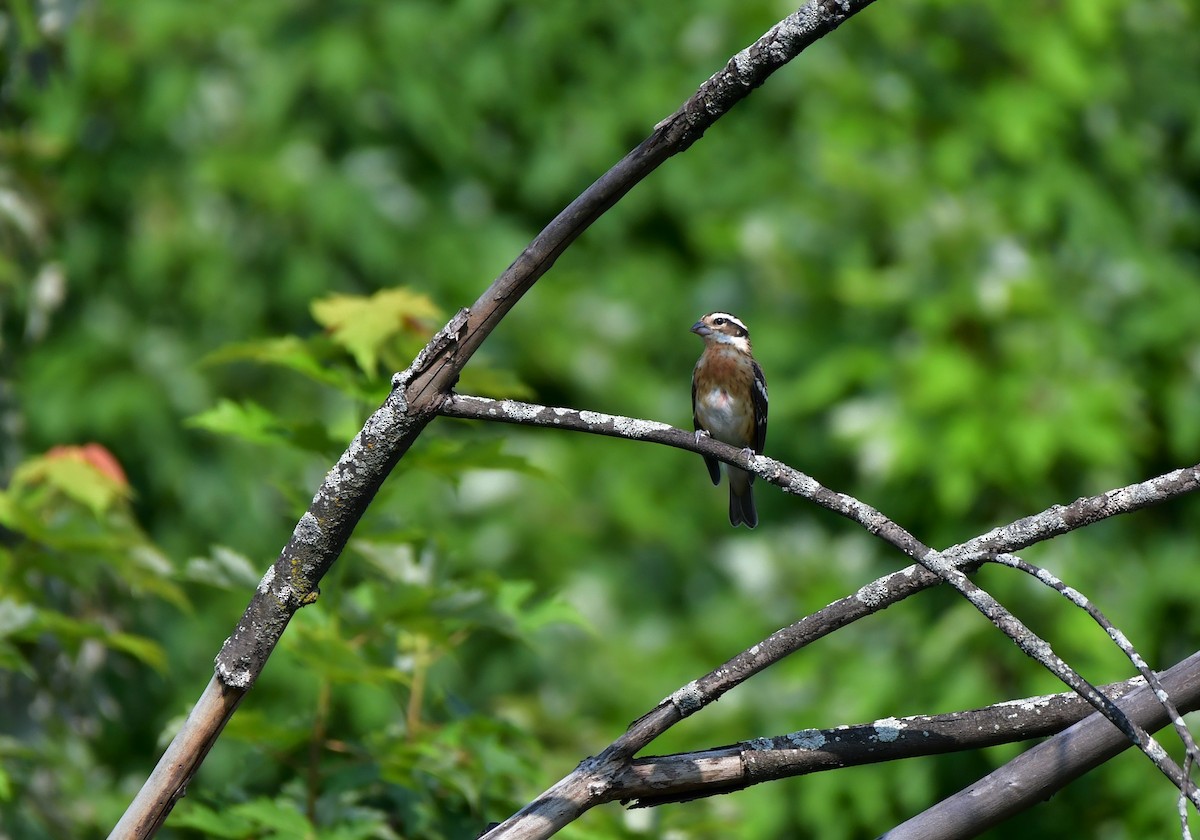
[311, 288, 441, 375]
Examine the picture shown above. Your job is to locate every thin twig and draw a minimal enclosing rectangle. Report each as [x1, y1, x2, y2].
[991, 553, 1200, 770]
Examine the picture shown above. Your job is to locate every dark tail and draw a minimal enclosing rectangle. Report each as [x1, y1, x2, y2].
[728, 483, 757, 529]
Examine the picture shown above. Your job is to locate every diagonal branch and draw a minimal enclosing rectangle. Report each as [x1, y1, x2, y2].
[441, 394, 929, 559]
[614, 661, 1200, 808]
[110, 3, 879, 837]
[441, 395, 1200, 563]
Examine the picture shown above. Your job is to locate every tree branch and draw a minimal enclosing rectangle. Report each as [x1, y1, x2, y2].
[110, 2, 878, 837]
[883, 649, 1200, 840]
[613, 665, 1199, 808]
[440, 394, 928, 559]
[441, 395, 1200, 562]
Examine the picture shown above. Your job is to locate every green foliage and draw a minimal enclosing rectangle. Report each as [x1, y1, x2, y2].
[2, 0, 1200, 838]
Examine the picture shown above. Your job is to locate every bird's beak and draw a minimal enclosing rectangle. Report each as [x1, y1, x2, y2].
[691, 321, 711, 337]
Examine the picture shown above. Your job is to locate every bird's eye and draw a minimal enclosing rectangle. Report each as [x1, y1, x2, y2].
[713, 317, 727, 326]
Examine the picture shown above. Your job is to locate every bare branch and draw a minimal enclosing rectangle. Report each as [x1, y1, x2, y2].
[882, 649, 1200, 840]
[441, 396, 1200, 562]
[949, 465, 1200, 555]
[440, 394, 927, 559]
[107, 678, 243, 839]
[616, 674, 1160, 807]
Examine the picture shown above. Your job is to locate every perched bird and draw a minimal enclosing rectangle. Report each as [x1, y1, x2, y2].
[690, 311, 768, 528]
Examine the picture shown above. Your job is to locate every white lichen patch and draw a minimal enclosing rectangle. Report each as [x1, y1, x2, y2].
[785, 729, 827, 750]
[668, 680, 704, 715]
[1060, 586, 1088, 608]
[257, 566, 276, 594]
[922, 550, 954, 575]
[293, 511, 323, 546]
[855, 578, 890, 606]
[274, 581, 296, 606]
[500, 400, 542, 423]
[731, 49, 753, 79]
[788, 472, 820, 495]
[1036, 567, 1062, 587]
[965, 588, 993, 609]
[873, 717, 905, 743]
[611, 416, 672, 438]
[366, 403, 403, 437]
[219, 667, 253, 689]
[1107, 628, 1132, 650]
[995, 693, 1057, 713]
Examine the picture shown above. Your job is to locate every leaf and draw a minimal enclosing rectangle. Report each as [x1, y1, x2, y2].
[229, 797, 312, 834]
[0, 641, 33, 678]
[169, 801, 256, 838]
[11, 448, 132, 516]
[122, 546, 191, 612]
[105, 631, 168, 672]
[202, 335, 346, 387]
[184, 545, 265, 590]
[201, 333, 362, 396]
[311, 288, 441, 376]
[187, 400, 342, 455]
[0, 598, 38, 637]
[286, 610, 410, 687]
[493, 580, 587, 636]
[28, 610, 167, 671]
[186, 399, 289, 446]
[403, 438, 541, 481]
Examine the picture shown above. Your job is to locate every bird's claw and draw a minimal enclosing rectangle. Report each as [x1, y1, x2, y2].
[694, 429, 711, 445]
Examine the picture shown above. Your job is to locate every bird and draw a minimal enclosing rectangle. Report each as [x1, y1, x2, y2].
[690, 311, 768, 528]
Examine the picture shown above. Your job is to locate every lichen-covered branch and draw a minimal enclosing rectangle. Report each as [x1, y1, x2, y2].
[615, 670, 1189, 807]
[441, 394, 927, 558]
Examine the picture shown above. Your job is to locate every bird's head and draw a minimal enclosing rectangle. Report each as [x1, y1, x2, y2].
[691, 312, 752, 353]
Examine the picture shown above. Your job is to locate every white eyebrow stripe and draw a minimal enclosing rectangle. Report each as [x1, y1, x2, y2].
[707, 312, 748, 333]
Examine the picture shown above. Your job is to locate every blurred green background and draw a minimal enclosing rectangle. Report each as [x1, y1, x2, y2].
[2, 0, 1199, 837]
